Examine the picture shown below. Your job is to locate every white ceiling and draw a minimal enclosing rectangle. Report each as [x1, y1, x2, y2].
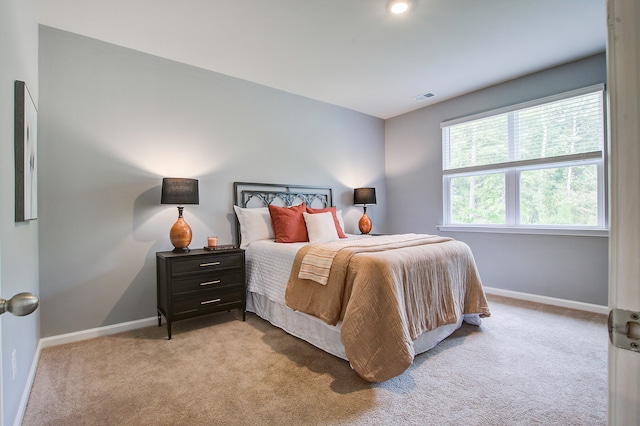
[36, 0, 606, 119]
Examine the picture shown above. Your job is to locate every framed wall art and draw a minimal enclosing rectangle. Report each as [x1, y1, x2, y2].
[15, 80, 38, 222]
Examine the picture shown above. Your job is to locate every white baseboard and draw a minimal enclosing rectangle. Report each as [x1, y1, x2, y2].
[13, 340, 43, 426]
[40, 316, 158, 348]
[36, 292, 607, 348]
[483, 286, 609, 315]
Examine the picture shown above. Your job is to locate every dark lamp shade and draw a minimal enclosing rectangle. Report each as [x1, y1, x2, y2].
[161, 178, 199, 205]
[354, 187, 377, 205]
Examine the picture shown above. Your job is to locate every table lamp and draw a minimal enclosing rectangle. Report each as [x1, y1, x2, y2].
[161, 178, 199, 252]
[354, 187, 376, 234]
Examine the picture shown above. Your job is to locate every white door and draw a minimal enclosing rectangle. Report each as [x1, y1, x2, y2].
[607, 0, 640, 424]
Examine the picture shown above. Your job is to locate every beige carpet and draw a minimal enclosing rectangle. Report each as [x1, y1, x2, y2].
[23, 295, 607, 425]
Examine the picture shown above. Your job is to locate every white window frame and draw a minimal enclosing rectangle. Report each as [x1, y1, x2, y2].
[438, 84, 608, 237]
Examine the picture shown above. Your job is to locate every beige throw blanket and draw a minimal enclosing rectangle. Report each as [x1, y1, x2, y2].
[285, 235, 491, 382]
[298, 234, 440, 285]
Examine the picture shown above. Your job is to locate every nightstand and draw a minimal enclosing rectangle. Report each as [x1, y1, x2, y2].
[156, 248, 246, 339]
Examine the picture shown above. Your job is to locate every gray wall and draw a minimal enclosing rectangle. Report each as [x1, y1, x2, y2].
[38, 26, 386, 338]
[38, 23, 608, 342]
[385, 53, 608, 306]
[0, 0, 40, 424]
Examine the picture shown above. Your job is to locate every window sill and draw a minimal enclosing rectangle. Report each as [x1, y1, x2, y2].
[437, 225, 609, 237]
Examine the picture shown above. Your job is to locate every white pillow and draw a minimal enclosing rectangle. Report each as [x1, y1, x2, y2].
[233, 206, 275, 249]
[336, 210, 345, 234]
[303, 212, 339, 243]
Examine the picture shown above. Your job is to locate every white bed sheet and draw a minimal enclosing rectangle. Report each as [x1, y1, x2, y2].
[244, 237, 477, 361]
[245, 239, 307, 305]
[246, 235, 367, 302]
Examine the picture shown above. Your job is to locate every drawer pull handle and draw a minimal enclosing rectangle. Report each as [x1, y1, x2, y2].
[201, 298, 221, 305]
[200, 262, 221, 267]
[200, 280, 221, 286]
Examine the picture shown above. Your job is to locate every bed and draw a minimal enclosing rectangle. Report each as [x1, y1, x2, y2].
[233, 182, 490, 382]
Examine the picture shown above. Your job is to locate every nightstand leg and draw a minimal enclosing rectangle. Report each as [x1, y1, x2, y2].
[157, 312, 162, 327]
[167, 321, 172, 340]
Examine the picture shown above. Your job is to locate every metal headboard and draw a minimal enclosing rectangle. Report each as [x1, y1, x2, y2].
[233, 182, 333, 245]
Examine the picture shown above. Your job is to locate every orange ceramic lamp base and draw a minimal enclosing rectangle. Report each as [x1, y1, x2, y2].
[358, 212, 372, 234]
[170, 208, 193, 252]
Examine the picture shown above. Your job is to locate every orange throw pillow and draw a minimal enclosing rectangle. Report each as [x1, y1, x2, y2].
[306, 206, 347, 238]
[268, 203, 308, 243]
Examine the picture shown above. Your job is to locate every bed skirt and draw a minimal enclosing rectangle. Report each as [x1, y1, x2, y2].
[246, 291, 470, 364]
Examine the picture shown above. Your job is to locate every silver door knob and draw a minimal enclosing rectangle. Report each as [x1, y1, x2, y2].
[0, 292, 39, 316]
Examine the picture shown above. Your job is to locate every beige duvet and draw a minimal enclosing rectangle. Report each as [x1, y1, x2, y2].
[285, 234, 491, 382]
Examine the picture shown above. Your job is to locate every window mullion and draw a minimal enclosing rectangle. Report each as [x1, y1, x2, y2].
[598, 160, 606, 228]
[506, 112, 518, 225]
[505, 169, 518, 225]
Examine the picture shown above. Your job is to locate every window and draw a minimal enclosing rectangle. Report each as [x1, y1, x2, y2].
[441, 84, 606, 233]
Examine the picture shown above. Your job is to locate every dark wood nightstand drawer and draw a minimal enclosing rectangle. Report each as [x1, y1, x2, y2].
[171, 253, 243, 275]
[172, 289, 244, 318]
[172, 270, 243, 295]
[157, 248, 246, 339]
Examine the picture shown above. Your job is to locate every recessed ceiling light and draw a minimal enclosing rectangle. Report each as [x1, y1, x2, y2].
[387, 0, 412, 14]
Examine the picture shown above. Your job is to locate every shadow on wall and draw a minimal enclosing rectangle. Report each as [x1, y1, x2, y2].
[102, 249, 159, 326]
[97, 183, 171, 328]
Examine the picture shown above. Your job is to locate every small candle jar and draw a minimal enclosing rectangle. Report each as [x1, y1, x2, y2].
[207, 236, 218, 247]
